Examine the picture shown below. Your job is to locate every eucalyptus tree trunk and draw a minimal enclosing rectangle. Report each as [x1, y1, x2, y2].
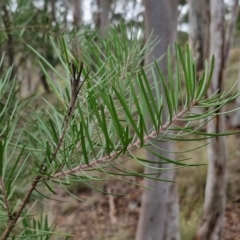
[224, 0, 239, 63]
[225, 0, 240, 127]
[197, 1, 227, 239]
[135, 1, 179, 240]
[62, 0, 69, 25]
[1, 3, 15, 75]
[72, 0, 82, 27]
[98, 0, 111, 35]
[189, 0, 210, 74]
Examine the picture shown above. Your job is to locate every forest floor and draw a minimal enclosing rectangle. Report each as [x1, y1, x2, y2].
[46, 132, 240, 240]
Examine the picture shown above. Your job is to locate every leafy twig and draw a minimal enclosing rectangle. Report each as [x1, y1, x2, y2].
[53, 101, 196, 178]
[0, 61, 86, 240]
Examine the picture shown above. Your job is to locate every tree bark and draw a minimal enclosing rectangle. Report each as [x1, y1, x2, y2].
[72, 0, 82, 27]
[224, 0, 240, 128]
[62, 0, 69, 25]
[224, 0, 239, 62]
[135, 1, 179, 240]
[2, 3, 15, 76]
[197, 1, 227, 239]
[189, 0, 210, 74]
[98, 0, 111, 35]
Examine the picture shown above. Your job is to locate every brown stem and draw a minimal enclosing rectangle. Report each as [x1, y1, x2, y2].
[0, 122, 71, 240]
[0, 62, 84, 239]
[1, 176, 41, 240]
[40, 74, 51, 93]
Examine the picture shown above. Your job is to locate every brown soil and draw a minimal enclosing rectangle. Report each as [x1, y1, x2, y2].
[50, 178, 143, 240]
[47, 134, 240, 240]
[50, 180, 240, 240]
[225, 199, 240, 240]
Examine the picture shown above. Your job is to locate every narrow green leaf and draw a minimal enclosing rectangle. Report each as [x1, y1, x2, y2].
[138, 114, 144, 147]
[77, 105, 97, 160]
[108, 94, 125, 145]
[157, 104, 163, 132]
[177, 45, 190, 106]
[28, 44, 66, 82]
[39, 61, 62, 100]
[164, 85, 173, 121]
[112, 86, 141, 138]
[43, 181, 56, 194]
[7, 145, 26, 194]
[34, 188, 65, 202]
[175, 43, 184, 107]
[206, 56, 215, 94]
[61, 37, 70, 71]
[146, 147, 187, 166]
[137, 72, 158, 131]
[154, 61, 173, 121]
[48, 119, 59, 144]
[100, 105, 115, 154]
[79, 123, 89, 165]
[128, 76, 145, 132]
[167, 46, 177, 112]
[140, 68, 159, 117]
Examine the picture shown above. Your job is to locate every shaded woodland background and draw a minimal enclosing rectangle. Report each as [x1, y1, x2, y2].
[1, 0, 240, 239]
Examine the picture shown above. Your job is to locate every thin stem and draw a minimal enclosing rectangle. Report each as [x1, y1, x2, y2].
[0, 123, 69, 240]
[0, 62, 84, 240]
[1, 176, 41, 240]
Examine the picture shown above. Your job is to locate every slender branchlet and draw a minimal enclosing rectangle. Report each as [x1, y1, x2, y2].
[0, 57, 199, 239]
[0, 61, 87, 240]
[53, 101, 197, 178]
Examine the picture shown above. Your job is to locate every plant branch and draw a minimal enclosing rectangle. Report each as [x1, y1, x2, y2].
[1, 176, 41, 240]
[53, 101, 197, 178]
[0, 62, 85, 240]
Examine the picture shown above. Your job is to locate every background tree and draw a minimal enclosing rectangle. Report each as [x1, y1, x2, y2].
[0, 0, 83, 96]
[1, 1, 240, 238]
[135, 0, 180, 239]
[189, 0, 210, 75]
[196, 0, 239, 239]
[98, 0, 111, 34]
[72, 0, 82, 27]
[1, 19, 238, 238]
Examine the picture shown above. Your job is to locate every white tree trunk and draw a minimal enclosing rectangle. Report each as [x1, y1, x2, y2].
[99, 0, 111, 35]
[62, 0, 69, 25]
[197, 1, 227, 239]
[72, 0, 82, 27]
[135, 1, 179, 240]
[225, 0, 240, 127]
[189, 0, 210, 73]
[224, 0, 239, 62]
